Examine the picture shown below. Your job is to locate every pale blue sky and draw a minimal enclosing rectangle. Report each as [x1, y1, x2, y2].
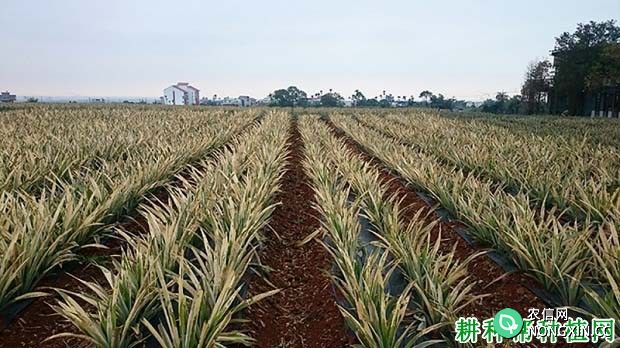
[1, 0, 618, 101]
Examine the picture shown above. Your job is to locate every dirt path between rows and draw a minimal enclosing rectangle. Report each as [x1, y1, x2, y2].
[243, 117, 352, 348]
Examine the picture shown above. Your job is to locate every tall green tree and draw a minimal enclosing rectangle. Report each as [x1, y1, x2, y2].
[480, 92, 522, 114]
[351, 89, 366, 106]
[270, 86, 308, 107]
[419, 90, 433, 104]
[553, 20, 620, 114]
[320, 92, 345, 107]
[521, 60, 553, 114]
[586, 43, 620, 90]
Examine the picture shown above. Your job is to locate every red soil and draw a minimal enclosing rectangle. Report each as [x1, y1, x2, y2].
[243, 118, 353, 348]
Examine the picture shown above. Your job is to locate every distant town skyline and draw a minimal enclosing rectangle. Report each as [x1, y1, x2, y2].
[1, 0, 619, 101]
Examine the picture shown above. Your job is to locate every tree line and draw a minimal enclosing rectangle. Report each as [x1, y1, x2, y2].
[268, 86, 470, 110]
[481, 20, 619, 115]
[269, 20, 619, 116]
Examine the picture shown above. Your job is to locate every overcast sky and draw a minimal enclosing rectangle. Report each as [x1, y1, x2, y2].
[1, 0, 618, 101]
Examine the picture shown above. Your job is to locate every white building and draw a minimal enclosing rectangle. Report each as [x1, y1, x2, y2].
[238, 96, 257, 107]
[218, 97, 239, 106]
[0, 91, 16, 103]
[163, 82, 200, 105]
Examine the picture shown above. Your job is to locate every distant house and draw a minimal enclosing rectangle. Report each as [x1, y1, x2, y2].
[221, 97, 241, 106]
[163, 82, 200, 105]
[0, 91, 16, 103]
[238, 96, 257, 107]
[209, 96, 258, 107]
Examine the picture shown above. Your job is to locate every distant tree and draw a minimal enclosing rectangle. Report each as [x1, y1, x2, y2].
[479, 92, 523, 114]
[480, 99, 498, 113]
[378, 95, 391, 108]
[270, 89, 289, 106]
[553, 20, 620, 114]
[419, 90, 433, 104]
[586, 43, 620, 90]
[364, 98, 380, 107]
[429, 93, 442, 108]
[506, 95, 524, 114]
[352, 89, 366, 106]
[495, 92, 509, 112]
[270, 86, 308, 107]
[451, 99, 469, 111]
[407, 95, 415, 106]
[555, 20, 620, 52]
[429, 93, 456, 110]
[26, 97, 38, 103]
[288, 86, 308, 107]
[320, 92, 345, 107]
[521, 60, 553, 114]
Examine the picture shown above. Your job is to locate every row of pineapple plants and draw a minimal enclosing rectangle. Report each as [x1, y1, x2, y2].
[301, 116, 479, 346]
[0, 109, 255, 313]
[0, 106, 234, 194]
[446, 111, 620, 150]
[358, 110, 620, 224]
[330, 113, 619, 341]
[52, 111, 290, 347]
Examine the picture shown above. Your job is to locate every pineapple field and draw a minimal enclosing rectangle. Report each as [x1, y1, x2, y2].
[0, 104, 618, 347]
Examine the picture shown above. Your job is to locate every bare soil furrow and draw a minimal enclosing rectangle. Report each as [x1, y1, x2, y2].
[243, 116, 352, 348]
